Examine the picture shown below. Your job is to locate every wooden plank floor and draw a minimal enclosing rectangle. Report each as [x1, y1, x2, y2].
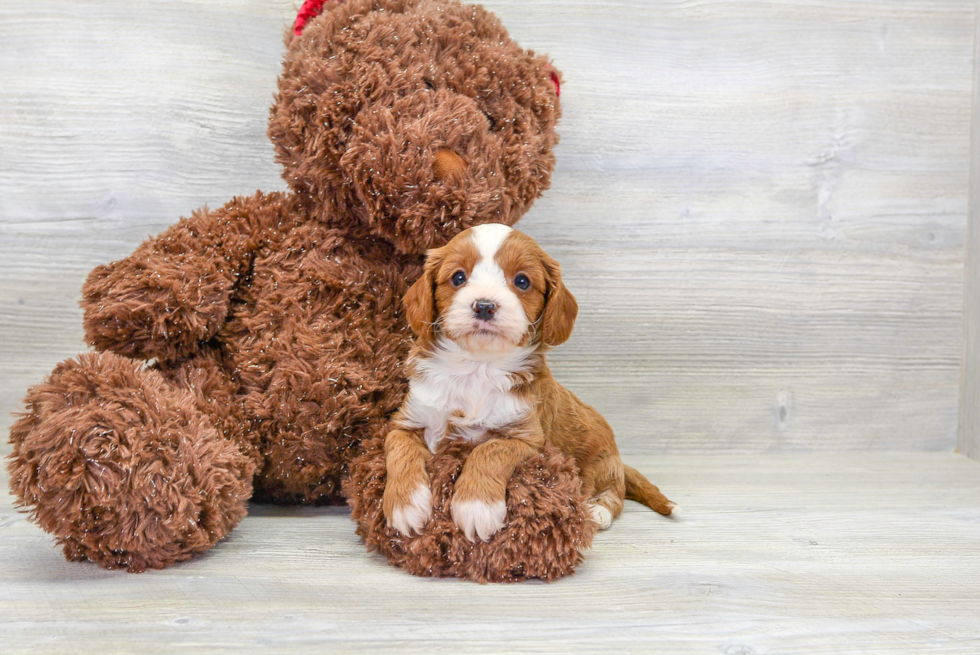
[2, 453, 979, 653]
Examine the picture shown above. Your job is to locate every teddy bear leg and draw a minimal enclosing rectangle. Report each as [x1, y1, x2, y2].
[344, 433, 599, 583]
[7, 352, 254, 572]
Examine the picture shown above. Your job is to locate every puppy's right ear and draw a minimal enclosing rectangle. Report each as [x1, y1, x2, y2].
[403, 247, 445, 344]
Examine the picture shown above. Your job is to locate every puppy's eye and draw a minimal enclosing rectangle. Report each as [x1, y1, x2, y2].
[514, 274, 531, 290]
[451, 270, 467, 287]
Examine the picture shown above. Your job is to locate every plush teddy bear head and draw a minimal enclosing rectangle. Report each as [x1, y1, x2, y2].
[269, 0, 562, 255]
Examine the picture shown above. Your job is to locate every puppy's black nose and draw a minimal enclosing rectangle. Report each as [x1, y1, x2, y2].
[473, 300, 497, 321]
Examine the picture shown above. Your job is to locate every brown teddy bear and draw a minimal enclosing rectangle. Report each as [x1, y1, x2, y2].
[7, 0, 597, 580]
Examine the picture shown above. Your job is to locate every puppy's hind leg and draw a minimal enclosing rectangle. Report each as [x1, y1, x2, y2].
[586, 488, 624, 531]
[582, 454, 626, 530]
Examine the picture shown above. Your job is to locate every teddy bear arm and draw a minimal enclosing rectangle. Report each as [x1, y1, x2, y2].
[81, 192, 288, 362]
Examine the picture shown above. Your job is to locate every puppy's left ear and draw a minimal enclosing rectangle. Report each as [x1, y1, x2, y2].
[541, 254, 578, 347]
[403, 247, 445, 344]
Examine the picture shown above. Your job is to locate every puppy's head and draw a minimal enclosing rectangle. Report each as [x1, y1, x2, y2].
[404, 224, 577, 353]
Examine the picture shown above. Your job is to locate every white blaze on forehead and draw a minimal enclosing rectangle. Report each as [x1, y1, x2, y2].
[468, 223, 513, 286]
[470, 223, 514, 262]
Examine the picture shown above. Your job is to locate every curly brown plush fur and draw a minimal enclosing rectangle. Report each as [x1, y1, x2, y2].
[270, 0, 560, 254]
[7, 0, 589, 578]
[8, 352, 254, 572]
[344, 435, 597, 583]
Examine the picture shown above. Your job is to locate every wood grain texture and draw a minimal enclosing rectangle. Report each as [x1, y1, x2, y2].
[0, 0, 974, 455]
[960, 1, 980, 461]
[2, 453, 979, 653]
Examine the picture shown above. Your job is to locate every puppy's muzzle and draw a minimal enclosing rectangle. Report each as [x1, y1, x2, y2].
[473, 300, 497, 321]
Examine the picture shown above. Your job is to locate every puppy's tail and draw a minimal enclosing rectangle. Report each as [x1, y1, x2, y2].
[624, 465, 676, 516]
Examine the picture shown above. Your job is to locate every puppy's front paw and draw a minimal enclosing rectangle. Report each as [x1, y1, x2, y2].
[384, 482, 432, 537]
[451, 496, 507, 542]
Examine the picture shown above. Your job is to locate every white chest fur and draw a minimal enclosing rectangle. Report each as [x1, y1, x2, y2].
[400, 340, 534, 453]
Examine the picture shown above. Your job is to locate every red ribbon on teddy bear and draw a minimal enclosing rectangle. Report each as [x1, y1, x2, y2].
[294, 0, 336, 36]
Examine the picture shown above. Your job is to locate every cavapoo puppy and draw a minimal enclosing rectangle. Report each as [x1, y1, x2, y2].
[382, 224, 675, 541]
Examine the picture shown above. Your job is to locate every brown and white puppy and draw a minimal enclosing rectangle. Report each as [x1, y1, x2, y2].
[383, 224, 675, 541]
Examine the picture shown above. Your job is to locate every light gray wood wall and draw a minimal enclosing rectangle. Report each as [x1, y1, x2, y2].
[961, 2, 980, 462]
[1, 0, 974, 457]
